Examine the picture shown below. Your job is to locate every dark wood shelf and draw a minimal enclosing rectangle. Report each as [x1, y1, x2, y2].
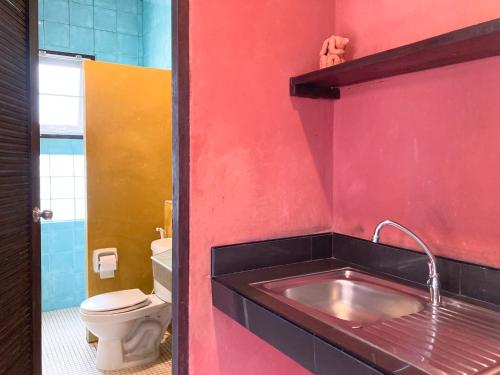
[290, 18, 500, 99]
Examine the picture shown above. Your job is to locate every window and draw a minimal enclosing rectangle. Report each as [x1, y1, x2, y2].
[39, 55, 84, 135]
[39, 53, 86, 221]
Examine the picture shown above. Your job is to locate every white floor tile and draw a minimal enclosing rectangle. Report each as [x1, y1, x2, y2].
[42, 307, 172, 375]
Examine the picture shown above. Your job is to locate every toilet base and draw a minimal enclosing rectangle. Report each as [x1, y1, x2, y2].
[80, 294, 171, 371]
[96, 338, 161, 371]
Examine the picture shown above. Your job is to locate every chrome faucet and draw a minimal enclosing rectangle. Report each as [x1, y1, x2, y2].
[156, 227, 166, 239]
[372, 220, 441, 307]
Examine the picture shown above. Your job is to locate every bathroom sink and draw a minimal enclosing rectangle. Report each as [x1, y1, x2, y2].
[253, 268, 425, 328]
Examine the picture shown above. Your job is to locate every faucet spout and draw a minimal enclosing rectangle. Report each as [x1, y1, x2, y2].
[372, 220, 441, 307]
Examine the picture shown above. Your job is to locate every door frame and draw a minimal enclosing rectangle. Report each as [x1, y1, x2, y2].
[29, 0, 191, 372]
[172, 1, 190, 374]
[29, 0, 41, 373]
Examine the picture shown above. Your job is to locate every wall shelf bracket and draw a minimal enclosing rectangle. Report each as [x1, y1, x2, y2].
[290, 82, 340, 99]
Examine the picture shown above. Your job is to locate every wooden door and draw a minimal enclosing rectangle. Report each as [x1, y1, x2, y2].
[0, 0, 40, 374]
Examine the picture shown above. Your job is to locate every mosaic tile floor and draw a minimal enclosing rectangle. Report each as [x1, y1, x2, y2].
[42, 307, 172, 375]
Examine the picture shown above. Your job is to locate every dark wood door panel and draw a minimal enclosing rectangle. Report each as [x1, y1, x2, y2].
[0, 0, 39, 374]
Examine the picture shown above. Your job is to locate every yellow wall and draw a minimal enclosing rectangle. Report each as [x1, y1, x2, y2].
[84, 61, 172, 297]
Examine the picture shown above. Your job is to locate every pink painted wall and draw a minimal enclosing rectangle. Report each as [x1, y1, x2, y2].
[188, 1, 334, 374]
[334, 0, 500, 59]
[332, 2, 500, 267]
[188, 2, 500, 373]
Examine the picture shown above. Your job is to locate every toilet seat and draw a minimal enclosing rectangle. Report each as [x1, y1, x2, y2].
[81, 289, 150, 315]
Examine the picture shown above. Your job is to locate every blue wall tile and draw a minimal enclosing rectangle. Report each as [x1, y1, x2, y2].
[44, 0, 70, 24]
[44, 21, 70, 48]
[95, 29, 117, 53]
[42, 220, 86, 311]
[94, 0, 116, 10]
[41, 139, 86, 312]
[70, 2, 93, 28]
[41, 138, 82, 155]
[49, 251, 75, 273]
[52, 272, 77, 298]
[120, 0, 138, 14]
[94, 7, 117, 32]
[142, 0, 171, 69]
[95, 52, 117, 63]
[70, 138, 84, 154]
[50, 223, 74, 253]
[73, 251, 86, 272]
[118, 54, 139, 66]
[39, 0, 173, 69]
[70, 26, 94, 54]
[118, 33, 138, 56]
[38, 0, 44, 20]
[40, 0, 144, 67]
[117, 12, 138, 35]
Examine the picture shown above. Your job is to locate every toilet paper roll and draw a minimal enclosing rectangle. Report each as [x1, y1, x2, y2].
[99, 254, 117, 279]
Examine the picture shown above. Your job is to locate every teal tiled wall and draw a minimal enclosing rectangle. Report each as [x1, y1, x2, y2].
[42, 221, 86, 311]
[41, 138, 86, 312]
[143, 0, 171, 69]
[39, 0, 144, 66]
[41, 138, 84, 155]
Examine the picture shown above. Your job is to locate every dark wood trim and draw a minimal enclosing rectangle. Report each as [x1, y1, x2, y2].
[291, 18, 500, 99]
[39, 49, 96, 60]
[40, 134, 84, 139]
[172, 0, 189, 374]
[29, 0, 42, 374]
[289, 83, 340, 99]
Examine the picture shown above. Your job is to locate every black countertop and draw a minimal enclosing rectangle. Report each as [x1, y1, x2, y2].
[211, 233, 500, 375]
[213, 258, 430, 374]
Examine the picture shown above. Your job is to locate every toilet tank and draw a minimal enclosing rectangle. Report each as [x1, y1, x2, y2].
[151, 240, 172, 303]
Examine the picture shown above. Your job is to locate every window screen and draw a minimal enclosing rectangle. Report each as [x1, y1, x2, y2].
[39, 55, 84, 135]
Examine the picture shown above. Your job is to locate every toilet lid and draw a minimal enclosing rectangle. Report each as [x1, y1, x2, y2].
[81, 289, 149, 314]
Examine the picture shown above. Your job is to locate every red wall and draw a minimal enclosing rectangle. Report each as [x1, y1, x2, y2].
[332, 2, 500, 267]
[189, 1, 334, 374]
[334, 0, 500, 59]
[188, 2, 500, 374]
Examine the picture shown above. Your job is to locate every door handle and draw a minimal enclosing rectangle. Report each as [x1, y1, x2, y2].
[32, 207, 53, 223]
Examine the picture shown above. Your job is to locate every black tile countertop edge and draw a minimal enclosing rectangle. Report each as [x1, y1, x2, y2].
[212, 259, 428, 375]
[211, 233, 332, 276]
[212, 232, 500, 306]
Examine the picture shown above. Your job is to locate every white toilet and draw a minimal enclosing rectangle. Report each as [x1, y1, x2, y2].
[80, 238, 173, 371]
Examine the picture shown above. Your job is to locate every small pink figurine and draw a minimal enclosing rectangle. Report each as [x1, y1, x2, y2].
[319, 35, 349, 69]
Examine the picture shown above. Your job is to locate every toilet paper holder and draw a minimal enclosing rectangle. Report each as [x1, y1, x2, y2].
[93, 248, 118, 274]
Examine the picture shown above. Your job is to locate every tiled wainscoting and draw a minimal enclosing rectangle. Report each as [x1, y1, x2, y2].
[42, 307, 172, 374]
[42, 221, 86, 311]
[41, 138, 87, 312]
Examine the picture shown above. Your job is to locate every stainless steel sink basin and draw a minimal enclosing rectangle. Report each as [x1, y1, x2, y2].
[253, 268, 425, 328]
[252, 268, 500, 374]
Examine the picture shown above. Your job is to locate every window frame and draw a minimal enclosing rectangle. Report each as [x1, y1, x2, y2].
[38, 50, 94, 136]
[39, 56, 83, 136]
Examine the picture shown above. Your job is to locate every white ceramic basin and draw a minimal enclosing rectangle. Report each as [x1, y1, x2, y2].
[151, 237, 172, 255]
[151, 238, 173, 302]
